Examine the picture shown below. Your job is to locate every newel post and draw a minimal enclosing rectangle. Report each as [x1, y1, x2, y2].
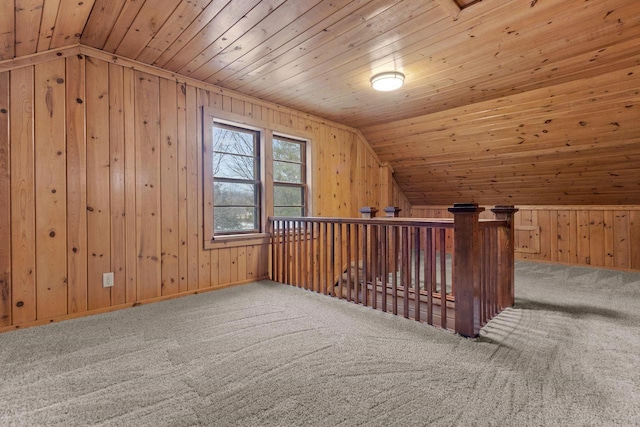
[491, 205, 519, 309]
[448, 203, 485, 338]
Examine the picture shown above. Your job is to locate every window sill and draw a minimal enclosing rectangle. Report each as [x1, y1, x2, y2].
[204, 233, 271, 250]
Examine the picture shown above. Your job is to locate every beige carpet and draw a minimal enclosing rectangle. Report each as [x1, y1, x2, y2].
[0, 261, 639, 426]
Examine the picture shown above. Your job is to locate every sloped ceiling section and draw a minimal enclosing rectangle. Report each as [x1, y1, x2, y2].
[1, 0, 639, 205]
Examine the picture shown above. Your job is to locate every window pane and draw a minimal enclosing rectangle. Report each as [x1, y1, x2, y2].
[213, 126, 256, 156]
[274, 206, 304, 217]
[214, 182, 257, 206]
[214, 207, 258, 232]
[213, 153, 257, 180]
[274, 185, 303, 207]
[273, 138, 302, 162]
[273, 161, 302, 183]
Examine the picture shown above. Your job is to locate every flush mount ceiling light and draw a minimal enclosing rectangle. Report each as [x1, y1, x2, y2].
[370, 71, 405, 91]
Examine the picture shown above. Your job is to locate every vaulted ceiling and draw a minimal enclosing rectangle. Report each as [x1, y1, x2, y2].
[1, 0, 639, 205]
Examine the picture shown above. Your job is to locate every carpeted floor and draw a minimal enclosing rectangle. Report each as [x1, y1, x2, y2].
[0, 261, 639, 426]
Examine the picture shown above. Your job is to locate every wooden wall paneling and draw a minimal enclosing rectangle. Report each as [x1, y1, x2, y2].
[568, 210, 579, 264]
[209, 249, 219, 287]
[218, 248, 231, 285]
[589, 211, 605, 267]
[134, 0, 213, 65]
[229, 247, 239, 284]
[10, 65, 36, 324]
[15, 0, 44, 57]
[350, 131, 360, 213]
[577, 210, 591, 265]
[246, 246, 256, 280]
[0, 72, 10, 325]
[603, 211, 615, 268]
[115, 0, 180, 59]
[50, 0, 96, 49]
[315, 126, 326, 216]
[123, 67, 137, 303]
[65, 54, 87, 314]
[613, 211, 630, 269]
[168, 0, 266, 75]
[536, 209, 551, 261]
[108, 63, 126, 305]
[231, 98, 244, 116]
[549, 209, 559, 263]
[102, 0, 146, 53]
[185, 85, 198, 291]
[556, 210, 571, 264]
[177, 83, 188, 293]
[196, 88, 210, 288]
[0, 1, 15, 60]
[237, 246, 247, 283]
[135, 71, 162, 301]
[159, 78, 179, 296]
[187, 0, 317, 82]
[37, 0, 60, 53]
[34, 59, 67, 319]
[85, 57, 111, 310]
[80, 0, 127, 49]
[152, 0, 247, 69]
[630, 211, 640, 270]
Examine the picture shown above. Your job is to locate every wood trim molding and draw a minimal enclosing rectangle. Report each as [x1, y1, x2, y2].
[0, 45, 81, 72]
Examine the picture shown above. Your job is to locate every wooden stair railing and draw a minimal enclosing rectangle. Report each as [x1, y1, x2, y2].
[269, 204, 517, 338]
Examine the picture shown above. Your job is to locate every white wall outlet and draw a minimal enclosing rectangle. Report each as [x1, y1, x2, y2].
[103, 272, 114, 288]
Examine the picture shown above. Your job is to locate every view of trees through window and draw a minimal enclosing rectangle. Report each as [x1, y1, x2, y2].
[212, 122, 307, 235]
[273, 137, 306, 217]
[212, 123, 260, 234]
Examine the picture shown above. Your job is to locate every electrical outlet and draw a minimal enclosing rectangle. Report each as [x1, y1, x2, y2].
[103, 272, 114, 288]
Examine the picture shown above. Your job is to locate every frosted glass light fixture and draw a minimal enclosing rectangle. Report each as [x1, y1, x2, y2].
[370, 71, 405, 91]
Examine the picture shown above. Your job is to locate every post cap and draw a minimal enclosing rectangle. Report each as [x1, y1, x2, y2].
[448, 203, 485, 214]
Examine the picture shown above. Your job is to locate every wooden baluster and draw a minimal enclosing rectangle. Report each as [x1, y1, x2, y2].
[310, 222, 316, 292]
[481, 228, 487, 326]
[282, 220, 288, 284]
[402, 226, 409, 318]
[337, 223, 343, 299]
[414, 226, 421, 322]
[440, 228, 447, 329]
[426, 227, 433, 325]
[381, 225, 388, 312]
[329, 223, 335, 297]
[354, 224, 360, 304]
[322, 222, 327, 295]
[346, 223, 352, 302]
[362, 223, 368, 306]
[371, 224, 378, 310]
[298, 220, 302, 288]
[392, 225, 399, 315]
[302, 221, 307, 289]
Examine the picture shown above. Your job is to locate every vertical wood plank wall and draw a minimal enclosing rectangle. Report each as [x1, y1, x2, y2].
[0, 53, 392, 330]
[411, 205, 640, 271]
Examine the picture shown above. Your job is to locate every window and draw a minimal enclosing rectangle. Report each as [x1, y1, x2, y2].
[273, 136, 306, 217]
[203, 107, 311, 249]
[212, 123, 260, 234]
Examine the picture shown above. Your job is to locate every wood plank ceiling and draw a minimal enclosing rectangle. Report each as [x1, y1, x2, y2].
[1, 0, 639, 206]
